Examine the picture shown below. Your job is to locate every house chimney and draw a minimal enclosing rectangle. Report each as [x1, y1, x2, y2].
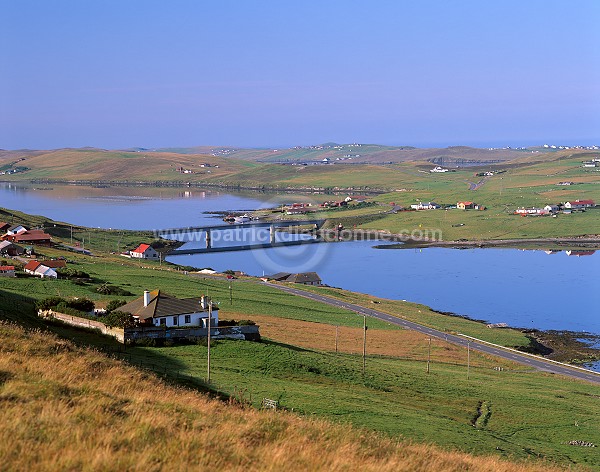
[143, 290, 151, 307]
[201, 295, 208, 310]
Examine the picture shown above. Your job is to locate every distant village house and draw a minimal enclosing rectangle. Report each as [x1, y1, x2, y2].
[410, 202, 440, 210]
[130, 243, 159, 259]
[264, 272, 322, 286]
[0, 240, 24, 256]
[457, 201, 485, 210]
[514, 207, 550, 216]
[563, 199, 595, 210]
[0, 265, 15, 277]
[23, 261, 58, 278]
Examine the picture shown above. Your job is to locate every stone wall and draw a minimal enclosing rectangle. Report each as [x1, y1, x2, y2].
[40, 310, 125, 342]
[39, 310, 260, 344]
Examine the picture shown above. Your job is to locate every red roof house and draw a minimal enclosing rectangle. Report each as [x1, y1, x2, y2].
[564, 199, 595, 209]
[130, 243, 159, 259]
[0, 265, 16, 277]
[10, 229, 52, 245]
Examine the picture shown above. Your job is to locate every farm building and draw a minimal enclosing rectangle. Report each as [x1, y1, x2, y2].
[0, 265, 16, 277]
[130, 243, 159, 259]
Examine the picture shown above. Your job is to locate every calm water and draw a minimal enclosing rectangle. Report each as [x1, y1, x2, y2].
[2, 182, 599, 337]
[168, 241, 600, 334]
[0, 182, 322, 230]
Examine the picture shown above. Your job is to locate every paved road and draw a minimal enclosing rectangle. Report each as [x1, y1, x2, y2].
[267, 283, 600, 385]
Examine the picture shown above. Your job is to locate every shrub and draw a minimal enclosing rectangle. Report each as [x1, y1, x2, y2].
[67, 298, 95, 313]
[105, 299, 127, 313]
[54, 303, 88, 318]
[57, 267, 90, 279]
[37, 297, 94, 314]
[36, 297, 67, 311]
[103, 311, 135, 329]
[238, 319, 256, 326]
[96, 283, 133, 296]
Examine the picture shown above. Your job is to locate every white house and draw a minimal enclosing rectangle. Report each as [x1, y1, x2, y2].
[410, 202, 441, 210]
[130, 243, 159, 259]
[119, 290, 219, 328]
[6, 225, 27, 236]
[514, 207, 550, 216]
[544, 204, 559, 213]
[564, 200, 595, 210]
[23, 260, 58, 278]
[430, 166, 449, 173]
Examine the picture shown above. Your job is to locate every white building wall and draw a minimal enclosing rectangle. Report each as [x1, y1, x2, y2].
[153, 309, 219, 328]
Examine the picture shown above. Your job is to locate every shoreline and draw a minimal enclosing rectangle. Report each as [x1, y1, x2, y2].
[3, 204, 599, 367]
[427, 308, 600, 367]
[379, 236, 600, 250]
[0, 178, 387, 195]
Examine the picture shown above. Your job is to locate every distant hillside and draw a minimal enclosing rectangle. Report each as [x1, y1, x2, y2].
[0, 148, 257, 183]
[148, 143, 531, 165]
[2, 145, 597, 193]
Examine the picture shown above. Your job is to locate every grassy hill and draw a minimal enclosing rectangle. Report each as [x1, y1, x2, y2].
[149, 143, 531, 165]
[1, 146, 597, 195]
[0, 148, 257, 183]
[1, 209, 600, 469]
[1, 321, 569, 472]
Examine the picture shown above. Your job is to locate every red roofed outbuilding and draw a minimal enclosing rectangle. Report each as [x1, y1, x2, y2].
[130, 243, 159, 260]
[0, 265, 15, 277]
[564, 200, 595, 210]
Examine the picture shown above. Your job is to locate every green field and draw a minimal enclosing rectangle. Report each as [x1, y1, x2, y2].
[121, 339, 600, 466]
[3, 266, 600, 466]
[2, 208, 600, 468]
[4, 148, 599, 242]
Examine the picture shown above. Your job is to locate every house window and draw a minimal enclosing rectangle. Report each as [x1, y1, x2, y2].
[185, 315, 191, 324]
[173, 316, 178, 325]
[159, 318, 166, 326]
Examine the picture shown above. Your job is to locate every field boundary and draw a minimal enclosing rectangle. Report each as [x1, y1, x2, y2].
[457, 333, 600, 377]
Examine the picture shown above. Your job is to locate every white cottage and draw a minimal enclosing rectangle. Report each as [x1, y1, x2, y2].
[119, 290, 218, 328]
[130, 243, 159, 259]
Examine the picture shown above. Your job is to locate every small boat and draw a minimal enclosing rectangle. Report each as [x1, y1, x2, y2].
[233, 214, 251, 224]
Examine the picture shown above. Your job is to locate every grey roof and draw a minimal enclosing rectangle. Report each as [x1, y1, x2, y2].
[285, 272, 321, 284]
[268, 272, 292, 281]
[119, 290, 216, 321]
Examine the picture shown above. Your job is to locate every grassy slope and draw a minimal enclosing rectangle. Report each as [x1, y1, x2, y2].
[360, 155, 600, 240]
[151, 144, 528, 164]
[1, 212, 600, 468]
[3, 148, 256, 182]
[0, 322, 566, 472]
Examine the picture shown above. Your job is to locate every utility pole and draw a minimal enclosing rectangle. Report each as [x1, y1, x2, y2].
[427, 337, 431, 374]
[362, 315, 367, 376]
[335, 325, 339, 354]
[229, 280, 233, 305]
[207, 300, 212, 383]
[70, 225, 73, 246]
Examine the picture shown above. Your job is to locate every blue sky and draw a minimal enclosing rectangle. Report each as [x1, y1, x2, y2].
[1, 1, 599, 149]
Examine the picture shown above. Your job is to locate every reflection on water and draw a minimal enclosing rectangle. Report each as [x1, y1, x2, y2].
[0, 182, 328, 230]
[167, 243, 600, 336]
[2, 182, 598, 340]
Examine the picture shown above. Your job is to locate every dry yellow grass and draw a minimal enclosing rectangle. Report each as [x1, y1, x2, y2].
[244, 314, 518, 369]
[0, 322, 564, 472]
